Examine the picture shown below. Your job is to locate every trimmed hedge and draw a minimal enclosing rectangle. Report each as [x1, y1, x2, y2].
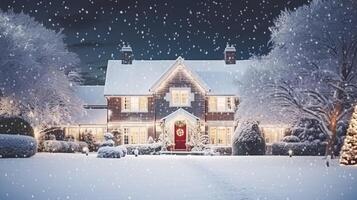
[123, 143, 162, 155]
[209, 146, 232, 155]
[43, 140, 88, 153]
[272, 142, 327, 156]
[0, 117, 34, 137]
[97, 146, 127, 158]
[0, 134, 37, 158]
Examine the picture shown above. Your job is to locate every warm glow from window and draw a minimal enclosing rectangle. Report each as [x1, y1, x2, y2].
[209, 127, 232, 145]
[208, 96, 235, 112]
[171, 89, 190, 106]
[122, 97, 148, 112]
[123, 127, 148, 144]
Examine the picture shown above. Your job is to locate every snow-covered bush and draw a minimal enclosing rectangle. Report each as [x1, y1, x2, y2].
[81, 132, 97, 151]
[43, 140, 84, 153]
[97, 146, 127, 158]
[0, 134, 37, 158]
[208, 146, 232, 155]
[124, 143, 162, 155]
[272, 142, 326, 156]
[282, 135, 300, 143]
[0, 117, 34, 137]
[233, 121, 265, 155]
[100, 132, 115, 147]
[291, 118, 327, 142]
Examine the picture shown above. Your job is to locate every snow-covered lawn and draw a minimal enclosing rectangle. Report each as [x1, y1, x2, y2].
[0, 153, 356, 200]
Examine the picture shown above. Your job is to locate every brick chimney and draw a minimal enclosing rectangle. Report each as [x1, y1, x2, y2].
[121, 45, 133, 64]
[224, 44, 236, 64]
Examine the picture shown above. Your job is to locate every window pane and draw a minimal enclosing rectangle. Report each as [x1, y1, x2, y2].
[139, 97, 148, 111]
[209, 127, 216, 144]
[217, 97, 226, 111]
[180, 91, 189, 105]
[131, 97, 139, 112]
[208, 97, 217, 112]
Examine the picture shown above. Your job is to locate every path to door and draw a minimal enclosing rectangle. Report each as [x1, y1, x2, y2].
[0, 153, 356, 200]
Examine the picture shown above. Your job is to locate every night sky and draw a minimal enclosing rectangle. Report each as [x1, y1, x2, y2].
[0, 0, 310, 84]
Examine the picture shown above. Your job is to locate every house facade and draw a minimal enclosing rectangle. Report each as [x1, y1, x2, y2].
[64, 45, 287, 150]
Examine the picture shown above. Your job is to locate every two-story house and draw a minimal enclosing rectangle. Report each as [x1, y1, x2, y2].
[63, 45, 286, 150]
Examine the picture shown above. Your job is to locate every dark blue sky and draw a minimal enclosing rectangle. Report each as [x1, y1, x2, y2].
[0, 0, 310, 84]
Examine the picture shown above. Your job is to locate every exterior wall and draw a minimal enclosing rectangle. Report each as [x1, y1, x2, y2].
[154, 69, 206, 121]
[107, 97, 155, 122]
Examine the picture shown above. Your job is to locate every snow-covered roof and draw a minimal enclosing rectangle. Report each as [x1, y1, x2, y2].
[75, 85, 106, 105]
[72, 109, 107, 125]
[104, 58, 253, 96]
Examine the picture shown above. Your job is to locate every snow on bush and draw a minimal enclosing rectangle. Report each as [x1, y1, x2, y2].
[43, 140, 86, 153]
[0, 134, 37, 158]
[97, 146, 127, 158]
[272, 142, 326, 156]
[209, 146, 232, 155]
[100, 132, 115, 147]
[124, 143, 162, 155]
[282, 135, 300, 143]
[233, 121, 265, 155]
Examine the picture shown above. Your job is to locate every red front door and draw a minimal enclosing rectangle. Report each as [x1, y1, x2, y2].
[174, 121, 187, 150]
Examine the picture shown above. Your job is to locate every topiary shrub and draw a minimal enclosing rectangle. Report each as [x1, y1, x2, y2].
[0, 134, 37, 158]
[97, 146, 127, 158]
[100, 132, 115, 147]
[232, 121, 266, 155]
[0, 117, 34, 137]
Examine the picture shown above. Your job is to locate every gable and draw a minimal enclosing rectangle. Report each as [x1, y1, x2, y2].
[149, 57, 210, 94]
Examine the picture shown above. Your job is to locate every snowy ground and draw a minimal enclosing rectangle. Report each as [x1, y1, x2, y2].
[0, 153, 356, 200]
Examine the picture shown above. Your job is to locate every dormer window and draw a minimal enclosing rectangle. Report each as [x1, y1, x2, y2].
[166, 87, 193, 107]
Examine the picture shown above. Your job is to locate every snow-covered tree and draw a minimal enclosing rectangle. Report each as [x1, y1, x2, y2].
[340, 106, 357, 165]
[238, 0, 357, 158]
[232, 121, 265, 155]
[0, 10, 83, 132]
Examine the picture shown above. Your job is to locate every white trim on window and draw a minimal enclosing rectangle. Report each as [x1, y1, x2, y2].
[209, 126, 233, 146]
[208, 96, 235, 112]
[121, 96, 148, 113]
[165, 87, 194, 107]
[122, 127, 148, 144]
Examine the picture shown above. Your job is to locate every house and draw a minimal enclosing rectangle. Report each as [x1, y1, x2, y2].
[64, 45, 287, 150]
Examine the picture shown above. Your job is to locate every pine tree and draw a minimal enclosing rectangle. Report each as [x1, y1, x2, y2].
[340, 106, 357, 165]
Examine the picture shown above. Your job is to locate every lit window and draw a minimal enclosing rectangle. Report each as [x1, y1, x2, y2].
[217, 97, 226, 111]
[171, 89, 190, 107]
[122, 97, 148, 112]
[208, 96, 235, 112]
[209, 127, 232, 146]
[122, 127, 148, 144]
